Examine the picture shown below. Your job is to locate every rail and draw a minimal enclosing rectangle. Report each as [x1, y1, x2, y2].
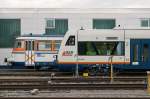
[0, 97, 150, 99]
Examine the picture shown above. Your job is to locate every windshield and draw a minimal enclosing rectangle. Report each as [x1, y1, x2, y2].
[14, 40, 22, 48]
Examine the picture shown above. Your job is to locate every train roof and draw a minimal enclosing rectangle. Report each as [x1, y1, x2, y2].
[78, 29, 150, 41]
[16, 34, 64, 40]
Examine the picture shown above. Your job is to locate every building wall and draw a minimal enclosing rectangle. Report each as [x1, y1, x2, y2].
[0, 8, 150, 65]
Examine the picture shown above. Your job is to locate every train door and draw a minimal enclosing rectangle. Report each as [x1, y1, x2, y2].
[131, 39, 150, 67]
[25, 40, 35, 66]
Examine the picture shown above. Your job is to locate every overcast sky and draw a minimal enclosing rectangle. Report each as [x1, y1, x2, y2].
[0, 0, 150, 8]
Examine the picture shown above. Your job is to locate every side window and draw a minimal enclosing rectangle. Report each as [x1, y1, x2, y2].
[55, 40, 61, 51]
[46, 19, 55, 28]
[78, 42, 125, 56]
[66, 36, 75, 46]
[38, 41, 51, 51]
[142, 44, 149, 62]
[140, 18, 150, 27]
[133, 44, 138, 62]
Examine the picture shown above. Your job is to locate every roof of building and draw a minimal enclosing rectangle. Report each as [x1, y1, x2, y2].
[1, 8, 150, 14]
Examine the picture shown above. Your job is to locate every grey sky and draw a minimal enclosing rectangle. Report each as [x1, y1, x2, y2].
[0, 0, 150, 8]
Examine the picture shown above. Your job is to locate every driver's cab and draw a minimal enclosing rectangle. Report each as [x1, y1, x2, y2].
[6, 37, 35, 67]
[13, 40, 25, 52]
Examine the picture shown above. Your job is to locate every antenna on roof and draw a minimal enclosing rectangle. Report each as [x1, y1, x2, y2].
[80, 27, 84, 30]
[29, 33, 33, 36]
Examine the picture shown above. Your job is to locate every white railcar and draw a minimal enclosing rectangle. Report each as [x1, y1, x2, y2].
[7, 34, 63, 69]
[58, 29, 150, 72]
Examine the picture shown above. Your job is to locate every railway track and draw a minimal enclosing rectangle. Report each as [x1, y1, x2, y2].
[0, 70, 72, 76]
[0, 97, 149, 99]
[0, 70, 147, 90]
[0, 97, 150, 99]
[0, 70, 148, 98]
[0, 77, 146, 90]
[0, 71, 148, 99]
[0, 76, 146, 83]
[50, 76, 147, 82]
[0, 97, 148, 99]
[0, 69, 147, 77]
[0, 83, 145, 90]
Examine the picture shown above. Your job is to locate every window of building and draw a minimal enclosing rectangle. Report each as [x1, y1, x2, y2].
[46, 19, 55, 28]
[45, 19, 68, 35]
[78, 42, 125, 56]
[0, 19, 20, 48]
[141, 18, 150, 27]
[66, 36, 75, 46]
[93, 19, 116, 29]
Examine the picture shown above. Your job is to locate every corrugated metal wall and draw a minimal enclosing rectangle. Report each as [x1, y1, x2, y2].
[0, 19, 20, 48]
[46, 19, 68, 35]
[93, 19, 115, 29]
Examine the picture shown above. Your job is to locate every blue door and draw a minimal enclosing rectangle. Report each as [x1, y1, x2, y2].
[130, 39, 150, 69]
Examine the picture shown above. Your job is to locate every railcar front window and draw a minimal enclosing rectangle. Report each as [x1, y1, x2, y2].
[78, 42, 125, 56]
[66, 36, 75, 46]
[15, 41, 21, 48]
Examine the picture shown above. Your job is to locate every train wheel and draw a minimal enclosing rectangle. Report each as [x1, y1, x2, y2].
[88, 66, 100, 76]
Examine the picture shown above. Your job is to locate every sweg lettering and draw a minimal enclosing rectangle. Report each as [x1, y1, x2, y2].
[62, 51, 73, 56]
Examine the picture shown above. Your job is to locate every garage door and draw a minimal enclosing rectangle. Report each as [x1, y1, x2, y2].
[0, 19, 20, 48]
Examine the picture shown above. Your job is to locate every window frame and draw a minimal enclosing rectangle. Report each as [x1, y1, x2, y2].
[45, 18, 55, 29]
[37, 40, 52, 51]
[78, 41, 125, 56]
[54, 40, 61, 51]
[37, 40, 61, 52]
[140, 18, 150, 27]
[15, 40, 22, 48]
[65, 35, 75, 46]
[93, 18, 116, 29]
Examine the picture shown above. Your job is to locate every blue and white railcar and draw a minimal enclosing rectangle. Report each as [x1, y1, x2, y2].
[7, 34, 63, 69]
[58, 29, 150, 72]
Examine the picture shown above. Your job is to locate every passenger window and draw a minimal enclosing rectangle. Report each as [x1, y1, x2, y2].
[133, 44, 138, 62]
[86, 42, 96, 55]
[143, 44, 149, 62]
[38, 41, 51, 51]
[55, 40, 61, 51]
[66, 36, 75, 46]
[78, 42, 125, 56]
